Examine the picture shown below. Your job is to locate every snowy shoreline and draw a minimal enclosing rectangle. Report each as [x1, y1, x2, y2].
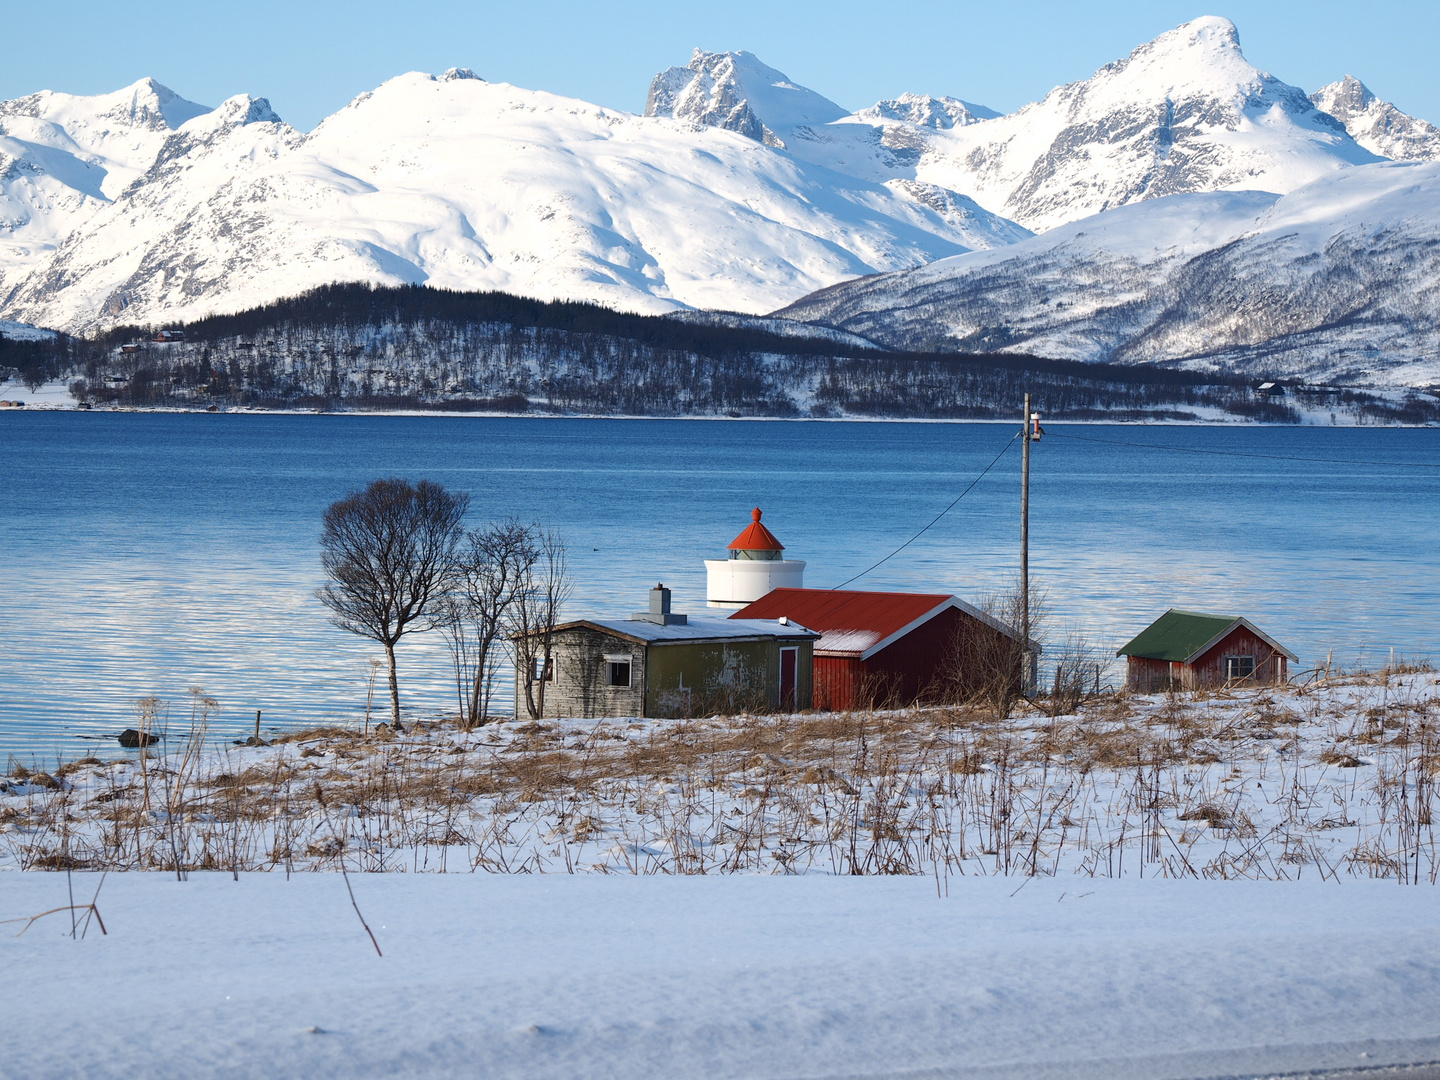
[2, 379, 1430, 427]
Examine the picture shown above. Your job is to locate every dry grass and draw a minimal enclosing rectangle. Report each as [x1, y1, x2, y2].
[3, 670, 1439, 881]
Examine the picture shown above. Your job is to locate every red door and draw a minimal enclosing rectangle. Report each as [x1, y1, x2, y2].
[779, 647, 798, 712]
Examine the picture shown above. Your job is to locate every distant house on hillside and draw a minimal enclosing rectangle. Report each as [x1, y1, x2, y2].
[731, 588, 1037, 711]
[1117, 609, 1296, 692]
[513, 585, 818, 719]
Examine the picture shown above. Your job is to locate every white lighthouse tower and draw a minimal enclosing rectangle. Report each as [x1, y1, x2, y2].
[705, 507, 805, 608]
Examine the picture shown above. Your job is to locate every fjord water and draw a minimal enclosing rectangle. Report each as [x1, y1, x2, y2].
[1, 413, 1436, 759]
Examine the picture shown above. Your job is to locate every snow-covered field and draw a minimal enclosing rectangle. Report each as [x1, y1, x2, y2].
[0, 374, 81, 407]
[2, 872, 1439, 1079]
[5, 674, 1440, 1076]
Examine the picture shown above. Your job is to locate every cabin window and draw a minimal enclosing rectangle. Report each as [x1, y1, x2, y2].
[1224, 655, 1256, 680]
[532, 656, 554, 682]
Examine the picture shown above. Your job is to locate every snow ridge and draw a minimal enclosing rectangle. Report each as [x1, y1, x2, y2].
[3, 73, 1022, 333]
[777, 162, 1440, 387]
[853, 93, 999, 129]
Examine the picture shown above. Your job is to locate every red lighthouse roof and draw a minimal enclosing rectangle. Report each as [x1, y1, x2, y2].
[727, 507, 784, 552]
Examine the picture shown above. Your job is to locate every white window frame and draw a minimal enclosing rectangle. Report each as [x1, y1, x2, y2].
[603, 653, 633, 688]
[532, 655, 554, 683]
[1224, 655, 1256, 680]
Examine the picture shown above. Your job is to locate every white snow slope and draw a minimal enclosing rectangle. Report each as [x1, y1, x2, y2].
[0, 79, 209, 295]
[0, 69, 1026, 334]
[2, 873, 1439, 1079]
[778, 161, 1440, 387]
[0, 317, 55, 341]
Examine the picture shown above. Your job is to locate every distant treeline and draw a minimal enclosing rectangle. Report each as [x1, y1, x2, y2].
[7, 282, 1437, 424]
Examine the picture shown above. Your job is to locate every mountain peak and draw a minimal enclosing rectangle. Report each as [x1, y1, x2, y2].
[1312, 75, 1376, 117]
[203, 94, 283, 129]
[913, 14, 1376, 233]
[1325, 75, 1374, 106]
[1097, 15, 1260, 97]
[118, 77, 212, 130]
[645, 49, 846, 147]
[1169, 15, 1240, 46]
[1130, 16, 1243, 63]
[1312, 77, 1440, 162]
[854, 93, 998, 129]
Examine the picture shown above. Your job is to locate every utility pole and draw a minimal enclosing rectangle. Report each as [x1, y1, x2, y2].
[1020, 393, 1030, 689]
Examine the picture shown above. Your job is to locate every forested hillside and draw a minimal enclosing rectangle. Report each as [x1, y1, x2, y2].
[9, 284, 1433, 424]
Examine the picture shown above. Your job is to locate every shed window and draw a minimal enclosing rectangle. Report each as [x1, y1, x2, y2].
[1224, 655, 1256, 680]
[607, 660, 631, 687]
[532, 656, 554, 682]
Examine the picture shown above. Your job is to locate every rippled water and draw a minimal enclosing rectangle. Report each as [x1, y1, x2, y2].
[2, 413, 1436, 760]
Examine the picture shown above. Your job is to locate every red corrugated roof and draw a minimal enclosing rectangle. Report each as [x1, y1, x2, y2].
[731, 588, 953, 647]
[728, 507, 785, 551]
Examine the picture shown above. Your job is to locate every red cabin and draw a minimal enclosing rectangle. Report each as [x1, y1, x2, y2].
[1117, 609, 1297, 692]
[730, 587, 1035, 711]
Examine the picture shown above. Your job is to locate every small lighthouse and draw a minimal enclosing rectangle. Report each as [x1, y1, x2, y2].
[705, 507, 805, 608]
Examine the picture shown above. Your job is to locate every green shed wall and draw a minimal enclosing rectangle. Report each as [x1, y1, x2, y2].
[644, 638, 813, 718]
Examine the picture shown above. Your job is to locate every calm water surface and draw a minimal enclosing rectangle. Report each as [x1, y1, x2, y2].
[2, 413, 1437, 759]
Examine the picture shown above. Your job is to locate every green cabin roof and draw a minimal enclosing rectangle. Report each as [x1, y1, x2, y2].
[1117, 609, 1240, 662]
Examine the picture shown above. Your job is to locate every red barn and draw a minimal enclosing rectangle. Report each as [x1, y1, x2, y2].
[731, 588, 1036, 711]
[1117, 609, 1297, 692]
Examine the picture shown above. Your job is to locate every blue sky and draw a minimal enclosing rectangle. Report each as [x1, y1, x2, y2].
[8, 1, 1438, 131]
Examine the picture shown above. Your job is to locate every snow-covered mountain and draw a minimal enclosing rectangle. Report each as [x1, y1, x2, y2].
[645, 50, 849, 148]
[3, 14, 1439, 373]
[911, 16, 1381, 232]
[1310, 76, 1440, 162]
[3, 69, 1027, 333]
[852, 94, 1000, 129]
[642, 51, 1013, 238]
[0, 78, 210, 294]
[642, 21, 1384, 235]
[776, 161, 1440, 387]
[644, 51, 1002, 192]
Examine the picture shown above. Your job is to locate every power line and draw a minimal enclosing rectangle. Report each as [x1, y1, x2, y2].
[1046, 429, 1440, 469]
[828, 422, 1434, 593]
[832, 431, 1020, 590]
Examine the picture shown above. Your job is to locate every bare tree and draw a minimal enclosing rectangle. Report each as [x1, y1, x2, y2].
[1042, 632, 1107, 718]
[943, 578, 1043, 719]
[318, 478, 469, 731]
[507, 527, 572, 721]
[440, 520, 537, 729]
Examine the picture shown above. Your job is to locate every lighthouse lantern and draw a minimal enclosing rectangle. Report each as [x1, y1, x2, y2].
[704, 508, 805, 608]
